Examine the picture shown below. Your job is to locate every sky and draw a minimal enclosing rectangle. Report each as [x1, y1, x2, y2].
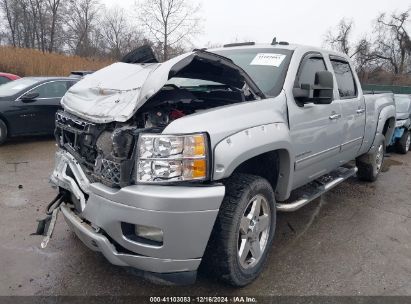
[103, 0, 410, 49]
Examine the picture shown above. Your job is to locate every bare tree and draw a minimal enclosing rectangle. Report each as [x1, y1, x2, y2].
[0, 0, 200, 60]
[65, 0, 101, 57]
[1, 0, 20, 46]
[46, 0, 62, 52]
[137, 0, 202, 61]
[372, 9, 411, 74]
[100, 6, 145, 59]
[325, 18, 374, 75]
[325, 18, 354, 55]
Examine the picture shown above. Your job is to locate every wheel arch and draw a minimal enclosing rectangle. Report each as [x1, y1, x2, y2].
[376, 104, 396, 148]
[212, 123, 294, 201]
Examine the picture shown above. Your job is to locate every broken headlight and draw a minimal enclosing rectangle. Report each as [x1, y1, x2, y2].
[137, 133, 208, 183]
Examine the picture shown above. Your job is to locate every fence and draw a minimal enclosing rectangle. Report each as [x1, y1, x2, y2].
[362, 84, 411, 94]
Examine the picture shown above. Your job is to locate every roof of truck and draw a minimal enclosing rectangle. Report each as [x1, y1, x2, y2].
[209, 43, 348, 59]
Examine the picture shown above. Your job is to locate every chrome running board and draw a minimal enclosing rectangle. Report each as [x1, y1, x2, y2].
[276, 166, 358, 212]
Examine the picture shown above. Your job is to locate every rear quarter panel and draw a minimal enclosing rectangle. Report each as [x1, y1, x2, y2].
[359, 93, 396, 155]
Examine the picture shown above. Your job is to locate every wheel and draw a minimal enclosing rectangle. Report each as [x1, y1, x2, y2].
[202, 173, 276, 286]
[0, 119, 7, 145]
[395, 129, 410, 154]
[356, 136, 385, 182]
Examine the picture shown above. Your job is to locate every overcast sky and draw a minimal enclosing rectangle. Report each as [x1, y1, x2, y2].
[103, 0, 410, 48]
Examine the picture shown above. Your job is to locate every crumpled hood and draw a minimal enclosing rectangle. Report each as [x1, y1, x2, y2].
[62, 53, 193, 123]
[61, 50, 264, 123]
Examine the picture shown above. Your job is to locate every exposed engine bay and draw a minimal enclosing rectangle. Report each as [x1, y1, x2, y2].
[55, 83, 252, 188]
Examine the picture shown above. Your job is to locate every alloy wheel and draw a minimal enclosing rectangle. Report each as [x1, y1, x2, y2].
[238, 194, 271, 269]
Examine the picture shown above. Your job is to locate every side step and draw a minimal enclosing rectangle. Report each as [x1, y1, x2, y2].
[276, 166, 358, 212]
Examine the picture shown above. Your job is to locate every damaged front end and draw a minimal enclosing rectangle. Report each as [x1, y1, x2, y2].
[52, 49, 264, 195]
[54, 110, 148, 189]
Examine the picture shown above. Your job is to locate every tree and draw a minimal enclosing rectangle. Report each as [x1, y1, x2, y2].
[372, 9, 411, 74]
[325, 18, 374, 76]
[1, 0, 21, 47]
[46, 0, 63, 52]
[137, 0, 202, 61]
[65, 0, 101, 57]
[325, 18, 354, 55]
[100, 6, 145, 59]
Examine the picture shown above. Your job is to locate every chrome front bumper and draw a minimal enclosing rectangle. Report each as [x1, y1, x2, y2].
[51, 149, 225, 274]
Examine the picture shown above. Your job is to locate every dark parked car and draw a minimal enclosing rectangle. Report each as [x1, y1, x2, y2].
[0, 77, 77, 144]
[0, 72, 20, 85]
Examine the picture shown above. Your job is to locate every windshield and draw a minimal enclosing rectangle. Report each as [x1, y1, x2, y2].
[167, 48, 292, 96]
[0, 78, 38, 97]
[213, 48, 292, 96]
[395, 95, 411, 113]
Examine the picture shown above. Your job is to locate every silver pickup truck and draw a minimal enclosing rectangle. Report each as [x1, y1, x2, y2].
[47, 42, 396, 286]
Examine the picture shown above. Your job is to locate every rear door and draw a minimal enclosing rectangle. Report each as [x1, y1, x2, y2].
[288, 53, 344, 188]
[329, 57, 366, 161]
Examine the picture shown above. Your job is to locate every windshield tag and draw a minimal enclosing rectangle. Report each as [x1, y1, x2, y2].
[250, 53, 286, 67]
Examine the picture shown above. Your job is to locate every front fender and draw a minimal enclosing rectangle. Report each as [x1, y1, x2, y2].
[212, 123, 294, 201]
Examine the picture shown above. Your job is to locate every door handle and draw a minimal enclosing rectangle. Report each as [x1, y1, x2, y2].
[329, 113, 341, 120]
[356, 108, 365, 114]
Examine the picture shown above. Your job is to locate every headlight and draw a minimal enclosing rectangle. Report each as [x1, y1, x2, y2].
[395, 120, 406, 128]
[137, 133, 208, 183]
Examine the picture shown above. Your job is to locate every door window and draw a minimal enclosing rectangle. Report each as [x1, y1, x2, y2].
[30, 81, 70, 98]
[330, 60, 357, 98]
[297, 57, 327, 87]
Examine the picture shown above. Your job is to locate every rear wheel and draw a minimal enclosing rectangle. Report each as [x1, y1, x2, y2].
[202, 173, 276, 286]
[396, 129, 410, 154]
[356, 136, 385, 182]
[0, 119, 7, 145]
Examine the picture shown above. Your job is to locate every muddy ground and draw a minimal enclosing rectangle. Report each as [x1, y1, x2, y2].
[0, 136, 410, 296]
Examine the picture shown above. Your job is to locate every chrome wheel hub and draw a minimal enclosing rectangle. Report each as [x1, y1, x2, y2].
[238, 194, 271, 269]
[406, 134, 411, 151]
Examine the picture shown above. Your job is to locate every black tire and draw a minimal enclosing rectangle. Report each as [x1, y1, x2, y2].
[395, 129, 410, 154]
[0, 119, 7, 145]
[202, 173, 276, 286]
[356, 135, 385, 182]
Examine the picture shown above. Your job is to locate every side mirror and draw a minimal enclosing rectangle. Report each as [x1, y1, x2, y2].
[20, 92, 40, 102]
[293, 71, 334, 105]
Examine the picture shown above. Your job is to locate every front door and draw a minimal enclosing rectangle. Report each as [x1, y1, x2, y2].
[288, 53, 343, 189]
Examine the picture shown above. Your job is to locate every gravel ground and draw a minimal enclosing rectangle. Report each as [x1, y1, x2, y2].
[0, 136, 410, 296]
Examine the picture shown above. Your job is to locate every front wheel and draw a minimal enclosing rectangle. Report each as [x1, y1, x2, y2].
[202, 173, 276, 286]
[396, 129, 410, 154]
[356, 135, 385, 182]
